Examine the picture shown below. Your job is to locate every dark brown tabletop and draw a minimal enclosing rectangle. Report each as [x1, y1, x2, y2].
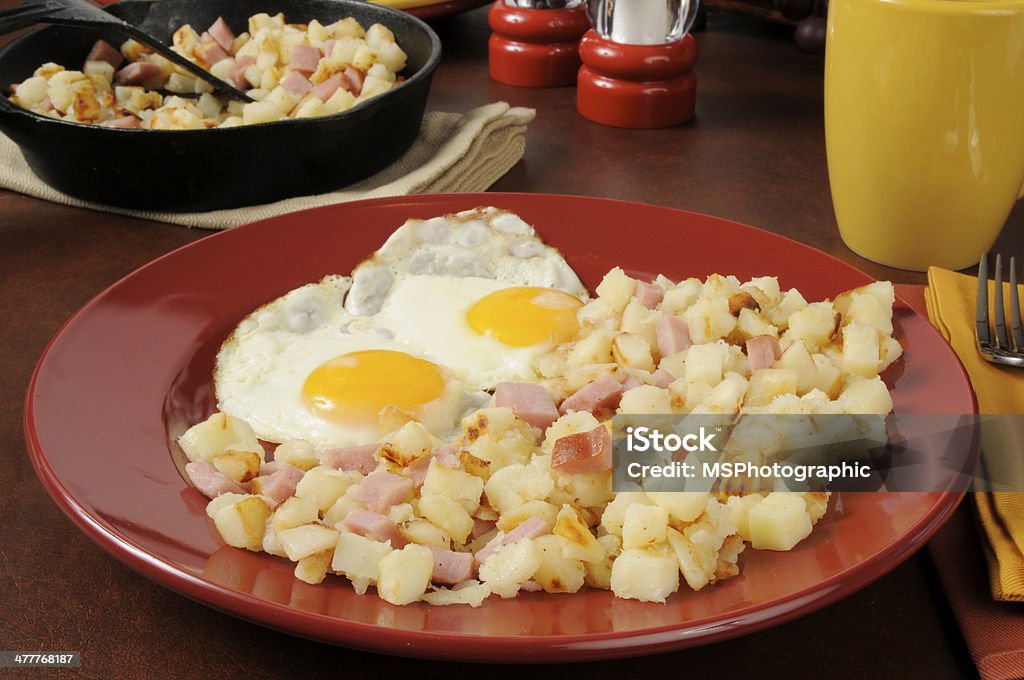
[2, 7, 1019, 678]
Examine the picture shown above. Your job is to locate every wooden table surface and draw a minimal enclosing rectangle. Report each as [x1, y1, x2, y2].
[3, 7, 1020, 678]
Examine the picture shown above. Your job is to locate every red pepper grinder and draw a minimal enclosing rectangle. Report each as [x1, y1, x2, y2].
[577, 0, 700, 128]
[489, 0, 591, 88]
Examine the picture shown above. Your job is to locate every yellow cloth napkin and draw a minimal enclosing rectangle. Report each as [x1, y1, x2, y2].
[925, 266, 1024, 601]
[0, 102, 535, 229]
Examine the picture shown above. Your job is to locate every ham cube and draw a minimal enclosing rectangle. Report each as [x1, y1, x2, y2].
[559, 375, 624, 417]
[656, 314, 692, 357]
[199, 34, 229, 66]
[494, 382, 559, 432]
[429, 547, 475, 585]
[342, 509, 405, 546]
[355, 471, 414, 514]
[474, 516, 551, 566]
[207, 17, 236, 52]
[319, 444, 378, 474]
[746, 334, 782, 371]
[432, 445, 461, 469]
[98, 115, 140, 129]
[290, 45, 321, 74]
[114, 61, 162, 85]
[551, 425, 613, 474]
[322, 39, 337, 58]
[86, 39, 123, 68]
[310, 73, 343, 102]
[280, 70, 313, 96]
[341, 65, 364, 95]
[634, 281, 665, 309]
[257, 463, 305, 507]
[185, 460, 244, 499]
[651, 368, 675, 388]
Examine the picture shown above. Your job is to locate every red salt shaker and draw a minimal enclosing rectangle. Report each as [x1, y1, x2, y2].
[488, 0, 591, 88]
[576, 0, 700, 128]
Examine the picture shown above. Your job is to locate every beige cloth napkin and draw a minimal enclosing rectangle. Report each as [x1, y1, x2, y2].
[0, 102, 535, 229]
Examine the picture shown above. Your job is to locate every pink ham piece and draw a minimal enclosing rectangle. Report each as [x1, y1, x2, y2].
[494, 382, 559, 433]
[429, 547, 475, 585]
[311, 72, 343, 101]
[634, 281, 665, 309]
[355, 472, 414, 514]
[199, 34, 230, 66]
[185, 460, 244, 499]
[114, 61, 162, 85]
[319, 444, 378, 474]
[85, 39, 123, 68]
[257, 463, 304, 507]
[657, 314, 691, 358]
[206, 17, 236, 52]
[621, 375, 642, 391]
[404, 455, 432, 488]
[559, 375, 625, 417]
[279, 70, 312, 96]
[551, 425, 612, 474]
[746, 334, 782, 371]
[230, 55, 255, 90]
[290, 45, 321, 74]
[651, 368, 675, 388]
[470, 517, 496, 540]
[341, 65, 364, 95]
[322, 39, 337, 58]
[98, 115, 140, 129]
[342, 510, 405, 546]
[474, 516, 551, 566]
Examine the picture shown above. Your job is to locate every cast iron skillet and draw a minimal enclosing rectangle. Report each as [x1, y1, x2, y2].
[0, 0, 441, 212]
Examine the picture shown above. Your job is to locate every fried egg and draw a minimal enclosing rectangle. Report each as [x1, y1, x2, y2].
[213, 208, 588, 450]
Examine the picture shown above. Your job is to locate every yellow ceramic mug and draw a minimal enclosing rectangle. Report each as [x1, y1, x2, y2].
[825, 0, 1024, 271]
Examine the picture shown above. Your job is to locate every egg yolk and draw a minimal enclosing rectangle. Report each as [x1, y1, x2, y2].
[466, 286, 583, 347]
[302, 349, 446, 423]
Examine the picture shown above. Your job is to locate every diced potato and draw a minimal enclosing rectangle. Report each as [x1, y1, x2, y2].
[648, 491, 709, 524]
[770, 288, 809, 329]
[331, 532, 392, 593]
[422, 459, 484, 514]
[566, 329, 614, 368]
[786, 302, 840, 351]
[621, 503, 669, 550]
[619, 385, 672, 414]
[83, 60, 114, 83]
[272, 495, 320, 533]
[532, 535, 585, 593]
[400, 518, 451, 548]
[684, 297, 737, 344]
[478, 539, 543, 598]
[418, 494, 474, 544]
[747, 493, 812, 550]
[242, 99, 283, 125]
[212, 449, 261, 483]
[612, 332, 655, 371]
[543, 411, 601, 453]
[178, 412, 263, 463]
[496, 500, 559, 533]
[744, 368, 799, 408]
[694, 372, 748, 414]
[377, 544, 433, 605]
[421, 580, 491, 607]
[484, 463, 555, 516]
[295, 466, 361, 512]
[553, 505, 604, 562]
[205, 492, 248, 518]
[610, 547, 679, 603]
[556, 469, 613, 509]
[841, 322, 882, 377]
[662, 279, 703, 316]
[213, 495, 271, 551]
[726, 493, 765, 540]
[620, 299, 659, 347]
[596, 267, 636, 314]
[837, 376, 893, 414]
[736, 307, 777, 339]
[685, 342, 727, 388]
[277, 524, 340, 561]
[275, 439, 318, 471]
[775, 340, 818, 395]
[600, 491, 654, 536]
[322, 486, 365, 526]
[295, 549, 333, 585]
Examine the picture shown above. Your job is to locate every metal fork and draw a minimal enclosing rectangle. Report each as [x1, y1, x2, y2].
[0, 0, 253, 102]
[976, 252, 1024, 367]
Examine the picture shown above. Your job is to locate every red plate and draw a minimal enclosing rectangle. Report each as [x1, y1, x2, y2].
[24, 194, 974, 662]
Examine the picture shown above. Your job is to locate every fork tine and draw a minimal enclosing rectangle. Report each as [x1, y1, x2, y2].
[995, 254, 1010, 349]
[977, 253, 992, 346]
[1011, 256, 1024, 353]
